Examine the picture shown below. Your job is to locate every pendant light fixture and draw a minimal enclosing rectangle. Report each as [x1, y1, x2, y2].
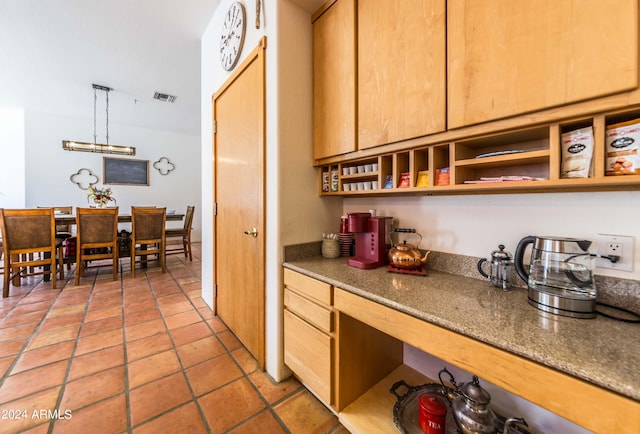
[62, 83, 136, 156]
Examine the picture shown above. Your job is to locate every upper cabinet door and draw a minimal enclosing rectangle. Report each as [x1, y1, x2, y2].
[313, 0, 357, 160]
[358, 0, 446, 150]
[448, 0, 639, 129]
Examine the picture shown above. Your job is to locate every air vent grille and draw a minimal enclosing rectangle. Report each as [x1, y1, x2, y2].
[153, 92, 177, 103]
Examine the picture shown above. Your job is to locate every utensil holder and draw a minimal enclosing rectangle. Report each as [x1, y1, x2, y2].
[322, 239, 340, 258]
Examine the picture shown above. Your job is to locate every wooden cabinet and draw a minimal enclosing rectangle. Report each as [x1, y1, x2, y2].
[333, 288, 639, 434]
[312, 0, 357, 160]
[283, 269, 334, 405]
[358, 0, 446, 149]
[318, 107, 640, 195]
[448, 0, 639, 128]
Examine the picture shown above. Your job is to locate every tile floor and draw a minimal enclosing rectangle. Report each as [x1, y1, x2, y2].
[0, 244, 347, 434]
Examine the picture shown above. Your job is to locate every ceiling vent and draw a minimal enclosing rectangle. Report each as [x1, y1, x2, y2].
[153, 92, 177, 103]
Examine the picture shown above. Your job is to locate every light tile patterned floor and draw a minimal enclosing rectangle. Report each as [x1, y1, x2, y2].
[0, 244, 347, 433]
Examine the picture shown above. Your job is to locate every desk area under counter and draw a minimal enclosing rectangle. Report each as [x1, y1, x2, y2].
[282, 256, 640, 434]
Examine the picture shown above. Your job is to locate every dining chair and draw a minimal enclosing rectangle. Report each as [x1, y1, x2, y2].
[74, 207, 119, 285]
[165, 205, 195, 261]
[0, 208, 64, 298]
[40, 206, 75, 271]
[131, 206, 166, 277]
[40, 206, 74, 238]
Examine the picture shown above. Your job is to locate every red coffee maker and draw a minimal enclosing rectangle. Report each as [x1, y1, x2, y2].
[347, 212, 392, 269]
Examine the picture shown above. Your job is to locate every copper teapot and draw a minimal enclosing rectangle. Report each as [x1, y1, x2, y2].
[388, 229, 430, 269]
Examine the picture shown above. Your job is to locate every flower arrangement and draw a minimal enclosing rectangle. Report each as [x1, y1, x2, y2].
[86, 185, 115, 207]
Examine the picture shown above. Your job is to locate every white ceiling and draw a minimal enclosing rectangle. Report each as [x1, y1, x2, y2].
[0, 0, 221, 137]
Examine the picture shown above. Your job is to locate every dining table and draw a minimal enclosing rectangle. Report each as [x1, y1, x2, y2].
[55, 212, 185, 225]
[32, 212, 186, 283]
[6, 212, 186, 287]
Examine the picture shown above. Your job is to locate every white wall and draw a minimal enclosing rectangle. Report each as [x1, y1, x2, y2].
[24, 110, 201, 237]
[344, 190, 640, 280]
[0, 108, 26, 208]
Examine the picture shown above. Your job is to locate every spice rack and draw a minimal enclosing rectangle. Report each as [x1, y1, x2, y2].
[318, 108, 640, 196]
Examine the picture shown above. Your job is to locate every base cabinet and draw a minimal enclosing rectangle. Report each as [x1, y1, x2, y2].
[284, 310, 332, 404]
[283, 269, 335, 406]
[333, 287, 640, 434]
[283, 268, 640, 433]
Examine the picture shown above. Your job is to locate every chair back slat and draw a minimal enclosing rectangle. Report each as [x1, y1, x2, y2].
[74, 207, 119, 285]
[0, 208, 60, 297]
[4, 215, 52, 250]
[131, 207, 166, 277]
[133, 208, 166, 241]
[78, 214, 119, 244]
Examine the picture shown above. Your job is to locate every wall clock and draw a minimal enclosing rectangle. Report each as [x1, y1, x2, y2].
[219, 1, 246, 71]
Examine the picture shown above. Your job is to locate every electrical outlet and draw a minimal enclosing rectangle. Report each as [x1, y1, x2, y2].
[596, 234, 634, 272]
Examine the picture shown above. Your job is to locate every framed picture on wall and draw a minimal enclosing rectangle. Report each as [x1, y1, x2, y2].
[103, 157, 149, 185]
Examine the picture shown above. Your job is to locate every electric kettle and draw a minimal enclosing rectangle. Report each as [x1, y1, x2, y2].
[514, 236, 596, 318]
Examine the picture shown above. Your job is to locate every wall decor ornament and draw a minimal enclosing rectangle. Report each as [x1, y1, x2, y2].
[70, 168, 99, 190]
[153, 157, 175, 176]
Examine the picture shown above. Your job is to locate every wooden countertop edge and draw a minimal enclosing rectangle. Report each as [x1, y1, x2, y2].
[334, 287, 640, 434]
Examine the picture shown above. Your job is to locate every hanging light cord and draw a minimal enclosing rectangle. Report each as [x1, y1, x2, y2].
[105, 88, 109, 145]
[92, 84, 111, 146]
[93, 87, 98, 145]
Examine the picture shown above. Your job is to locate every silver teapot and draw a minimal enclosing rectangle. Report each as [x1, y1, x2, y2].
[439, 368, 529, 434]
[440, 369, 497, 434]
[452, 376, 498, 434]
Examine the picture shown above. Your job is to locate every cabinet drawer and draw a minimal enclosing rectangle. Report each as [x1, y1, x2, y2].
[284, 309, 332, 404]
[284, 268, 333, 306]
[284, 288, 333, 334]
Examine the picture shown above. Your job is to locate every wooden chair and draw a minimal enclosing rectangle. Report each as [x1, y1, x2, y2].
[0, 208, 64, 298]
[75, 207, 119, 285]
[165, 205, 195, 261]
[39, 206, 74, 270]
[131, 207, 166, 277]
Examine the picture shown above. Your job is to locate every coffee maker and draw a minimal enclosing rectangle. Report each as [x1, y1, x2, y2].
[347, 212, 392, 269]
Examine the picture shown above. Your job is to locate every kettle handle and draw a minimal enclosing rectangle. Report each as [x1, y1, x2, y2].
[514, 236, 536, 283]
[477, 258, 490, 278]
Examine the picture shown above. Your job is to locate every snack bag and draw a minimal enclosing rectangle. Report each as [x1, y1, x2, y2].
[561, 127, 594, 178]
[606, 119, 640, 176]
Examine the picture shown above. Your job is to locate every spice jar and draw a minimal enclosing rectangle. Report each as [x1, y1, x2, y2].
[418, 393, 447, 434]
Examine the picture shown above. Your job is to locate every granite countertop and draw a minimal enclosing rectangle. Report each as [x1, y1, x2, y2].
[282, 256, 640, 401]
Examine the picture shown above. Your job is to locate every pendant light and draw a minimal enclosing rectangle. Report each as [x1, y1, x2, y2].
[62, 84, 136, 156]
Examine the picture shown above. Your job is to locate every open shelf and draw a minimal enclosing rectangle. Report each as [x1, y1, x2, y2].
[339, 364, 431, 433]
[317, 108, 640, 196]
